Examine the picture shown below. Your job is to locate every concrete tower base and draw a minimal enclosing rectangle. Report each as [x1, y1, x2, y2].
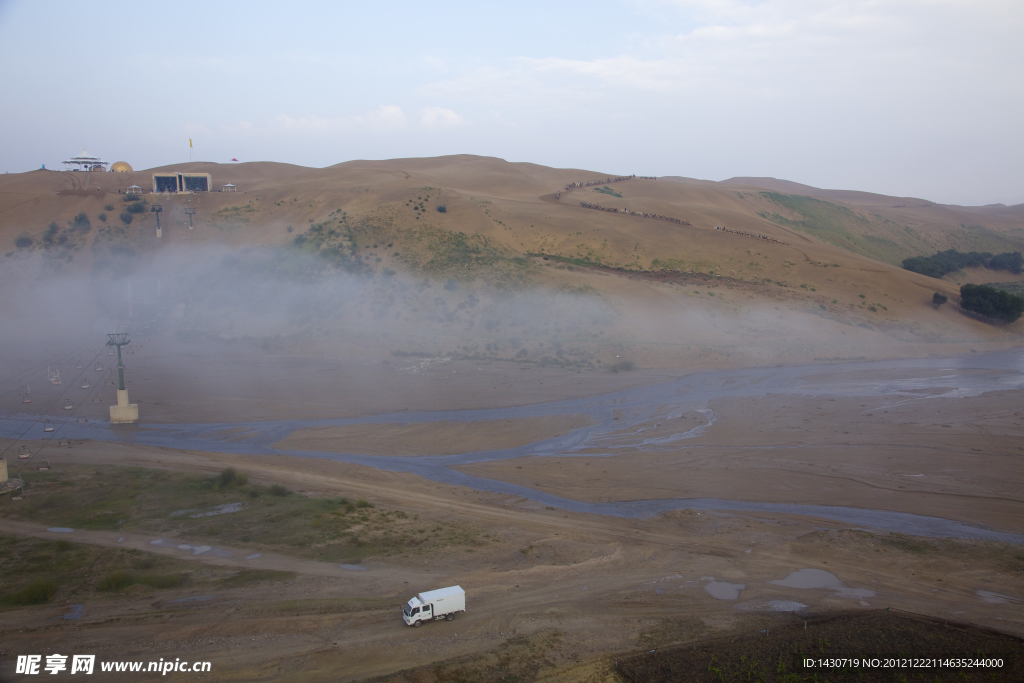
[110, 389, 139, 424]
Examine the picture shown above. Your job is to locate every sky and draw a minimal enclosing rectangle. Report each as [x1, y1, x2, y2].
[0, 0, 1021, 206]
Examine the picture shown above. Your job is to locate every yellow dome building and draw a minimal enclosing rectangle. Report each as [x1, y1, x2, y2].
[110, 161, 133, 173]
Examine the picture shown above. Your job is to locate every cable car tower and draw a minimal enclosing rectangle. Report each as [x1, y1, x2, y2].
[106, 333, 138, 424]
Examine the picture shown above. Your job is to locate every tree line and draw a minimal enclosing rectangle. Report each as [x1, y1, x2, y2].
[958, 284, 1024, 323]
[902, 249, 1023, 279]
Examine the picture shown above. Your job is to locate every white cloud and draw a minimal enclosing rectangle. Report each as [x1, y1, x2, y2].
[420, 107, 465, 128]
[353, 105, 408, 129]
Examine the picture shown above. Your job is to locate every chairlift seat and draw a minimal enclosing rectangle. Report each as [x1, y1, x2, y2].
[63, 399, 74, 410]
[22, 395, 31, 403]
[95, 363, 103, 371]
[43, 421, 54, 432]
[81, 379, 90, 389]
[59, 437, 71, 447]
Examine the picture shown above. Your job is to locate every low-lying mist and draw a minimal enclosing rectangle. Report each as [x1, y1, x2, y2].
[0, 243, 989, 386]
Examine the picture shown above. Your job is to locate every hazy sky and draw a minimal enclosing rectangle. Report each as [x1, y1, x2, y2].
[1, 0, 1020, 206]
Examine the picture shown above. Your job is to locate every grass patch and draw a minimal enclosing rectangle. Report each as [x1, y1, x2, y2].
[97, 570, 134, 591]
[3, 578, 58, 605]
[616, 610, 1024, 682]
[0, 534, 198, 609]
[758, 192, 932, 265]
[371, 629, 562, 683]
[0, 465, 485, 563]
[218, 569, 295, 588]
[593, 185, 623, 198]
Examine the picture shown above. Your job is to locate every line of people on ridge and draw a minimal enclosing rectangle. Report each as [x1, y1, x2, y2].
[579, 201, 692, 227]
[561, 175, 638, 191]
[715, 225, 789, 245]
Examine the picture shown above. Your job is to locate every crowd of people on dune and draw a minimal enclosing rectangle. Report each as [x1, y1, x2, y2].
[715, 225, 789, 245]
[578, 201, 692, 227]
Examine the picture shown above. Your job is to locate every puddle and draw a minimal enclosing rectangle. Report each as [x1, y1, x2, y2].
[245, 553, 262, 560]
[977, 590, 1022, 604]
[63, 604, 84, 621]
[770, 569, 875, 599]
[340, 564, 367, 571]
[736, 600, 806, 612]
[46, 527, 74, 533]
[705, 581, 745, 600]
[174, 544, 212, 555]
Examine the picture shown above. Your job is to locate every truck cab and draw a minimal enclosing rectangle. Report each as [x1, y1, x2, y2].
[402, 598, 431, 626]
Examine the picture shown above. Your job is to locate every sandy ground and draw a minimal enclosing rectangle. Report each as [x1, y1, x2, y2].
[457, 386, 1024, 533]
[2, 375, 1024, 681]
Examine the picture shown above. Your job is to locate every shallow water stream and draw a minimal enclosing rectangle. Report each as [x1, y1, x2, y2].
[5, 351, 1023, 542]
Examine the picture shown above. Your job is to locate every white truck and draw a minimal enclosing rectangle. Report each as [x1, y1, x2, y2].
[402, 585, 465, 627]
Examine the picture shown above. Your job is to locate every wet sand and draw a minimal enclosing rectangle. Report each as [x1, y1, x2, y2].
[275, 414, 596, 456]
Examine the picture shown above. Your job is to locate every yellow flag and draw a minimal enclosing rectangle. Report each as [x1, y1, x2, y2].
[189, 138, 193, 148]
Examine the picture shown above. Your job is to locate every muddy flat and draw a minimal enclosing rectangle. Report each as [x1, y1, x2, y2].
[275, 414, 596, 456]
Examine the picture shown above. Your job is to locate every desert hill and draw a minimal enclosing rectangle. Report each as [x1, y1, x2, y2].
[1, 155, 1022, 369]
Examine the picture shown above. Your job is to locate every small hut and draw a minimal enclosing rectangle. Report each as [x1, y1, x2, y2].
[221, 184, 238, 192]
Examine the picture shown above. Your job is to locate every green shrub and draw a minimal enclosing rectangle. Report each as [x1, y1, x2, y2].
[355, 499, 373, 508]
[70, 212, 91, 232]
[5, 578, 58, 605]
[436, 204, 447, 213]
[214, 467, 248, 490]
[119, 212, 133, 226]
[126, 202, 146, 214]
[15, 234, 33, 249]
[43, 222, 59, 244]
[104, 204, 115, 211]
[270, 484, 290, 497]
[139, 573, 185, 589]
[98, 212, 107, 222]
[932, 292, 948, 306]
[610, 360, 637, 373]
[98, 570, 134, 591]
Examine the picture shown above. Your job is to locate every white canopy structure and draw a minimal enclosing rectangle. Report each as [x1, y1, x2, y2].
[62, 149, 109, 171]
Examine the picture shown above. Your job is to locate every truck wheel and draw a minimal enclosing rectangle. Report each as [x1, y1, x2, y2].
[413, 620, 422, 627]
[445, 613, 454, 621]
